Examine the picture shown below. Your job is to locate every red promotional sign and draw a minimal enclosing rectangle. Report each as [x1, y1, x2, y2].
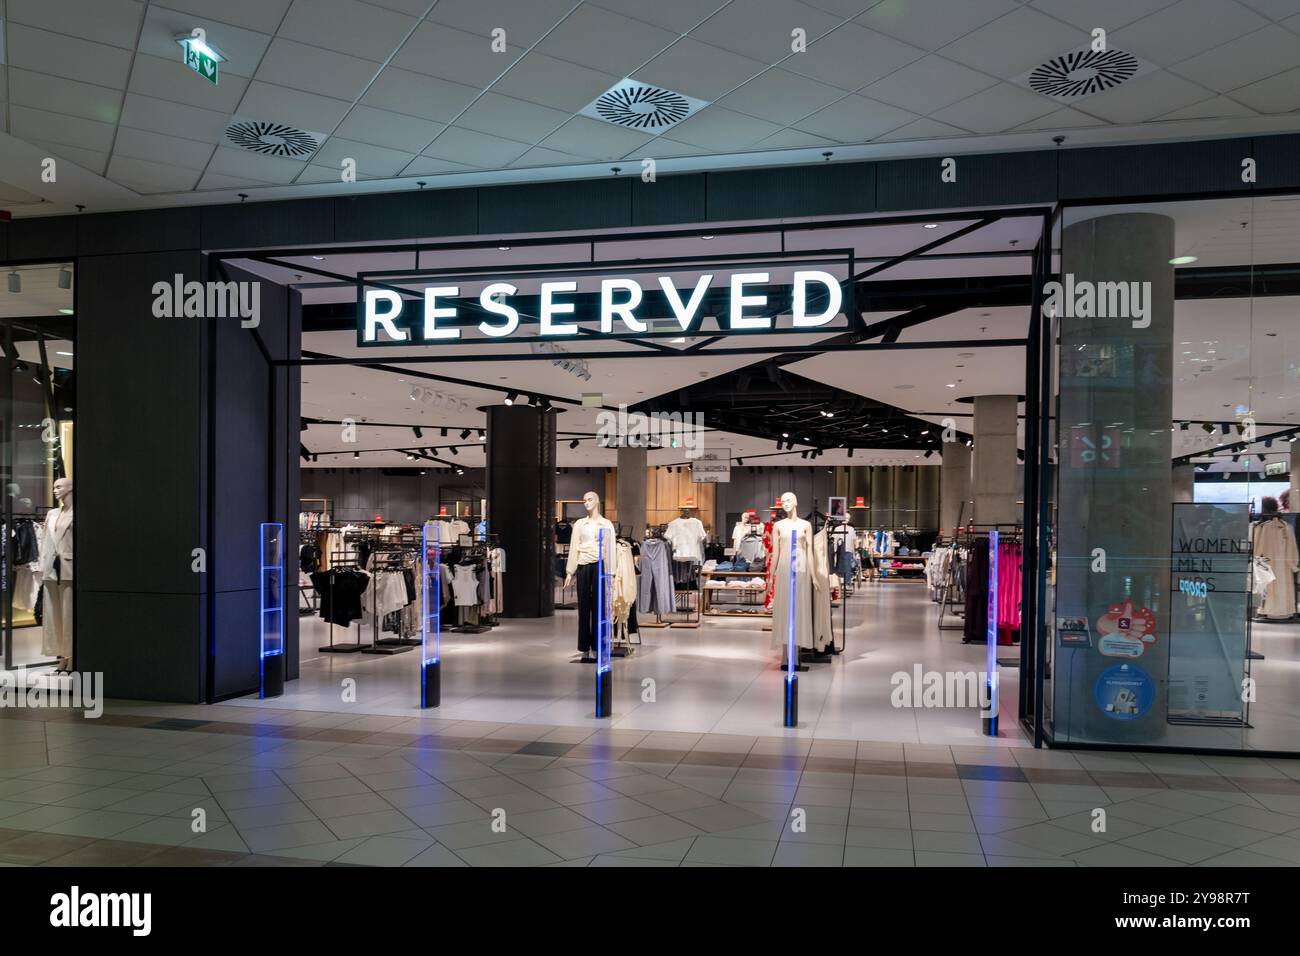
[438, 506, 448, 516]
[854, 496, 865, 507]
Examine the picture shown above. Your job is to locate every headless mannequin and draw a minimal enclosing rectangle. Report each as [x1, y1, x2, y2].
[769, 492, 817, 664]
[41, 477, 74, 672]
[565, 491, 614, 662]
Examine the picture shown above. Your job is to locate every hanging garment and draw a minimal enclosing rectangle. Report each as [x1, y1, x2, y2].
[769, 518, 815, 653]
[1251, 517, 1298, 618]
[811, 525, 833, 651]
[736, 533, 765, 563]
[362, 570, 410, 618]
[665, 515, 706, 562]
[612, 539, 638, 626]
[451, 564, 481, 606]
[1252, 556, 1275, 601]
[638, 536, 674, 617]
[576, 561, 600, 654]
[310, 569, 370, 626]
[671, 558, 699, 588]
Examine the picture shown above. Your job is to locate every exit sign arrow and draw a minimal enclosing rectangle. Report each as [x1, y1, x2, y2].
[177, 35, 222, 86]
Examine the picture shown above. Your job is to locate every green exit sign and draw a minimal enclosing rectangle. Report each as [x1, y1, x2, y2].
[178, 36, 221, 85]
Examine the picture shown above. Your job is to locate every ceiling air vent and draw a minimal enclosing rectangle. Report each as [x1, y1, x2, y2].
[225, 120, 320, 158]
[1013, 47, 1153, 101]
[581, 78, 708, 133]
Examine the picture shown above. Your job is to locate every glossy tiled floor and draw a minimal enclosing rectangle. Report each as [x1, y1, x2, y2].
[1, 706, 1299, 867]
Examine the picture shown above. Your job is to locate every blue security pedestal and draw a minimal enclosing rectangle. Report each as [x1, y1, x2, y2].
[595, 529, 613, 718]
[982, 530, 999, 737]
[782, 528, 799, 727]
[421, 523, 442, 708]
[260, 523, 285, 699]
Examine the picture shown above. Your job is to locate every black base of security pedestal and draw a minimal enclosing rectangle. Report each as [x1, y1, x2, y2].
[596, 670, 612, 718]
[422, 661, 440, 709]
[783, 675, 798, 727]
[261, 653, 285, 699]
[982, 680, 997, 736]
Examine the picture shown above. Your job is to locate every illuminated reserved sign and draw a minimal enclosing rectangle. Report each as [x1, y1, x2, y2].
[359, 270, 843, 344]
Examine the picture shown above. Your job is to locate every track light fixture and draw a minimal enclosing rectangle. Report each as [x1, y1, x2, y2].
[569, 439, 580, 449]
[299, 444, 311, 462]
[7, 272, 19, 293]
[1220, 423, 1230, 435]
[736, 457, 744, 466]
[412, 426, 423, 439]
[505, 392, 517, 405]
[924, 450, 934, 459]
[1201, 423, 1215, 434]
[353, 451, 360, 460]
[460, 429, 471, 440]
[478, 430, 485, 441]
[449, 446, 458, 456]
[1179, 422, 1189, 431]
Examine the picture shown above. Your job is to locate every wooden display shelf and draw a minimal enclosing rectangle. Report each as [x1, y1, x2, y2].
[701, 569, 772, 617]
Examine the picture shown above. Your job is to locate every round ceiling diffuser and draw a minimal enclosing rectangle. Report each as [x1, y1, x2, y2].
[1028, 49, 1139, 98]
[225, 120, 319, 157]
[593, 84, 692, 130]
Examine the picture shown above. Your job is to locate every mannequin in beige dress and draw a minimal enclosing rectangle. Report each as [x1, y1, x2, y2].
[41, 477, 74, 672]
[770, 492, 817, 662]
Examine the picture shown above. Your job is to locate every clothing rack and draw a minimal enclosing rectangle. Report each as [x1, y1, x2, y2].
[319, 552, 365, 653]
[450, 539, 493, 633]
[362, 543, 419, 655]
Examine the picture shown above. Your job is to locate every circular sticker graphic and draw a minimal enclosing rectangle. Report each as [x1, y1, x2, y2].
[1094, 663, 1155, 720]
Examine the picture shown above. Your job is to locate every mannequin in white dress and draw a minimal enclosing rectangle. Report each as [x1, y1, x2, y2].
[41, 477, 74, 672]
[769, 492, 816, 662]
[564, 491, 615, 661]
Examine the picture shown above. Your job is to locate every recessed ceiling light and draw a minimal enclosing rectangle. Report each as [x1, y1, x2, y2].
[923, 223, 939, 229]
[946, 383, 956, 388]
[59, 308, 74, 315]
[311, 255, 325, 261]
[498, 246, 510, 251]
[700, 235, 714, 240]
[56, 351, 73, 356]
[1169, 255, 1198, 265]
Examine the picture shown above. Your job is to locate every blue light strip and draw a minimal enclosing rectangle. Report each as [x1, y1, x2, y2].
[259, 522, 284, 699]
[786, 528, 796, 686]
[597, 528, 611, 675]
[987, 529, 999, 721]
[421, 523, 441, 708]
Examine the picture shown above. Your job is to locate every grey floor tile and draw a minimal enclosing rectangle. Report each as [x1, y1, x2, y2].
[426, 818, 516, 850]
[774, 842, 844, 867]
[505, 806, 593, 837]
[915, 850, 986, 866]
[842, 845, 915, 867]
[324, 809, 418, 840]
[240, 820, 340, 853]
[455, 838, 563, 867]
[532, 825, 636, 859]
[402, 843, 469, 866]
[334, 835, 434, 866]
[607, 814, 706, 846]
[685, 835, 777, 866]
[42, 810, 157, 839]
[572, 797, 660, 825]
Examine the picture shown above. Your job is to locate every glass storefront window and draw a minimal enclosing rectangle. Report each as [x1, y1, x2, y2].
[0, 263, 75, 672]
[1044, 197, 1298, 753]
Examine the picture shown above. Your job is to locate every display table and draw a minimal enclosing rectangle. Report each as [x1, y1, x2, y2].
[701, 569, 772, 617]
[878, 554, 927, 578]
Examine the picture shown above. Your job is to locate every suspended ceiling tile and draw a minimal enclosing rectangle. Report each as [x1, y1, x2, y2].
[107, 153, 204, 193]
[1167, 26, 1300, 93]
[1011, 106, 1109, 131]
[939, 6, 1088, 79]
[861, 55, 1000, 116]
[1228, 64, 1300, 112]
[278, 0, 418, 62]
[1075, 70, 1214, 125]
[690, 0, 841, 65]
[589, 0, 728, 33]
[535, 4, 678, 77]
[254, 37, 382, 102]
[1111, 0, 1269, 66]
[136, 4, 271, 78]
[755, 128, 838, 150]
[206, 144, 309, 184]
[113, 126, 217, 171]
[10, 104, 117, 152]
[155, 0, 294, 34]
[421, 127, 533, 168]
[1155, 95, 1258, 121]
[119, 92, 233, 143]
[873, 117, 971, 142]
[785, 22, 928, 91]
[857, 0, 1021, 52]
[129, 51, 249, 112]
[334, 105, 445, 155]
[310, 136, 416, 179]
[236, 80, 353, 133]
[538, 115, 655, 161]
[7, 68, 123, 125]
[6, 23, 134, 88]
[633, 37, 765, 102]
[454, 93, 572, 144]
[718, 69, 848, 126]
[7, 0, 145, 49]
[390, 22, 525, 88]
[1236, 0, 1300, 18]
[360, 67, 481, 124]
[1029, 0, 1181, 31]
[399, 156, 478, 177]
[508, 145, 591, 168]
[31, 142, 110, 178]
[793, 94, 918, 142]
[930, 83, 1058, 134]
[427, 0, 578, 46]
[492, 52, 622, 113]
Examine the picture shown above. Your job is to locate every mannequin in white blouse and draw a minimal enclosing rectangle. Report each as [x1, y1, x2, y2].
[42, 477, 75, 672]
[769, 491, 816, 658]
[564, 491, 615, 660]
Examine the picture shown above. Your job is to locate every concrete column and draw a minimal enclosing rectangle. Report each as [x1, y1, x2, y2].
[939, 440, 972, 536]
[1058, 212, 1175, 744]
[616, 445, 646, 536]
[972, 395, 1019, 525]
[486, 404, 556, 618]
[1172, 463, 1195, 503]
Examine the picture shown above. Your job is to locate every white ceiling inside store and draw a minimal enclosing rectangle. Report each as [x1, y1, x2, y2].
[4, 0, 1300, 215]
